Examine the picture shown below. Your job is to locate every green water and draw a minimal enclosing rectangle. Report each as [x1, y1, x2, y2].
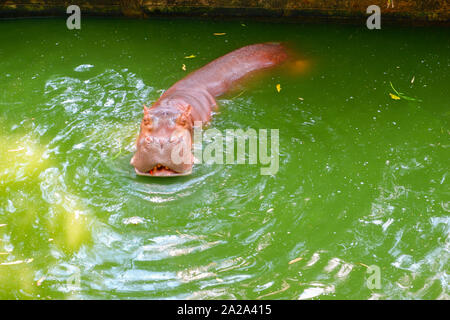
[0, 17, 449, 299]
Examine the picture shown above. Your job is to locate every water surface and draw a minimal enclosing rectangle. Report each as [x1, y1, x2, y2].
[0, 18, 449, 299]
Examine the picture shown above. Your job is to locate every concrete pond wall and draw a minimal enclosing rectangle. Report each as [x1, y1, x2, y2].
[0, 0, 449, 24]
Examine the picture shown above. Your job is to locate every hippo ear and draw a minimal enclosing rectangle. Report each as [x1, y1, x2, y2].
[182, 104, 192, 116]
[143, 105, 153, 127]
[177, 105, 192, 127]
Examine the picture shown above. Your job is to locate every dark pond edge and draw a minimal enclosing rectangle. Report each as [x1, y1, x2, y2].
[0, 1, 448, 27]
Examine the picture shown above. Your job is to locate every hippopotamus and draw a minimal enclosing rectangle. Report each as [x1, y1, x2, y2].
[130, 43, 288, 177]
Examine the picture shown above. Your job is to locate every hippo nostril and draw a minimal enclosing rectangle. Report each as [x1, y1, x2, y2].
[159, 138, 168, 149]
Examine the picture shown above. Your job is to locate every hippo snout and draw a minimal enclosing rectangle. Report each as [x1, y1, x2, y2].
[131, 132, 193, 177]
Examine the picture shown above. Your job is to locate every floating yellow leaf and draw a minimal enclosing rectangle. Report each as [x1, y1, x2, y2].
[358, 262, 369, 268]
[390, 81, 422, 102]
[276, 84, 281, 92]
[213, 33, 226, 36]
[288, 257, 303, 265]
[182, 64, 186, 71]
[389, 93, 401, 100]
[184, 54, 196, 59]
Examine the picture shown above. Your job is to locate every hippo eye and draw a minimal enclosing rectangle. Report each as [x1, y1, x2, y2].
[176, 115, 187, 127]
[143, 115, 153, 127]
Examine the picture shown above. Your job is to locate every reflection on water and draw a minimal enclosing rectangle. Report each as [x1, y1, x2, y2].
[0, 18, 449, 299]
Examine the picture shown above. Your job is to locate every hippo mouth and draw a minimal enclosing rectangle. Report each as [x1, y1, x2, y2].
[134, 164, 192, 177]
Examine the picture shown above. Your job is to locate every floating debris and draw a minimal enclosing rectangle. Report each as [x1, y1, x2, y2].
[358, 262, 369, 268]
[184, 54, 196, 59]
[257, 281, 290, 299]
[389, 81, 422, 102]
[288, 257, 303, 265]
[110, 148, 122, 160]
[276, 84, 281, 92]
[389, 93, 401, 100]
[232, 90, 246, 99]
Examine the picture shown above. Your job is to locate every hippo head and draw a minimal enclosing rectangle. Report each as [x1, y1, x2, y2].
[130, 103, 194, 177]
